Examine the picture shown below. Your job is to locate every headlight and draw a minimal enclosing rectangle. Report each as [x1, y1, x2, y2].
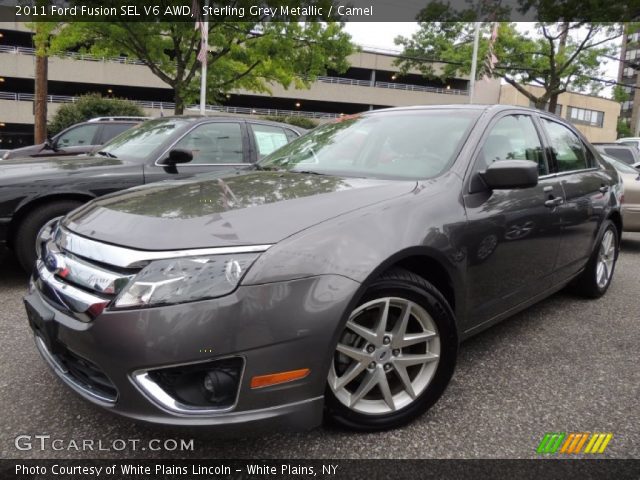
[113, 253, 259, 309]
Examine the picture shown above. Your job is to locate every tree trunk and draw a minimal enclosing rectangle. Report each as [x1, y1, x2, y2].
[174, 90, 184, 115]
[548, 93, 559, 114]
[34, 54, 48, 143]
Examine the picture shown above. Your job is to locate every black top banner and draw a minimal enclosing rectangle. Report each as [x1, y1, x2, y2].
[0, 0, 639, 22]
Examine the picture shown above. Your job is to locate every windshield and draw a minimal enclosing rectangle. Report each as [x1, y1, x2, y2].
[258, 110, 479, 179]
[602, 154, 640, 174]
[98, 118, 190, 160]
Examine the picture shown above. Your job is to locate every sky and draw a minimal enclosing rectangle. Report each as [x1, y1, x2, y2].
[344, 22, 622, 97]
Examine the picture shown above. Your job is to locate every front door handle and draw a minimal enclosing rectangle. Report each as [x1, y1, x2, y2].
[544, 196, 563, 208]
[599, 185, 609, 193]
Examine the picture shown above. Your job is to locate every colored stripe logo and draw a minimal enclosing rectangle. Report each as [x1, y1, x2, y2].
[537, 433, 613, 454]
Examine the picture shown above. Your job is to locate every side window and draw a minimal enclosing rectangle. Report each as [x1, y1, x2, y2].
[99, 123, 134, 144]
[56, 124, 100, 147]
[604, 148, 634, 165]
[173, 123, 244, 164]
[478, 115, 547, 175]
[250, 124, 289, 159]
[542, 119, 590, 172]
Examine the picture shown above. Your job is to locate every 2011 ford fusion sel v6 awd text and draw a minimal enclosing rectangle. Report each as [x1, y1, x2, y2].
[24, 105, 622, 432]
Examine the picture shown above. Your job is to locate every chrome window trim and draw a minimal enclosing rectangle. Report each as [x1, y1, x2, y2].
[57, 227, 271, 269]
[34, 335, 117, 405]
[131, 356, 245, 416]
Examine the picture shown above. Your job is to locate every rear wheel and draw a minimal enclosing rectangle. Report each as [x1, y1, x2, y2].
[571, 220, 619, 298]
[325, 268, 457, 431]
[14, 200, 84, 272]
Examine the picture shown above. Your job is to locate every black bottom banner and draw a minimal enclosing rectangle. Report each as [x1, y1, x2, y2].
[1, 459, 639, 480]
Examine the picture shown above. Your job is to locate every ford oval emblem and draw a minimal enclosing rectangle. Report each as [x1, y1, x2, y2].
[44, 254, 59, 273]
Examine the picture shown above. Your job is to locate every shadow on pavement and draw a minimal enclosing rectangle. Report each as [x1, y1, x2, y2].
[0, 248, 28, 286]
[620, 234, 640, 253]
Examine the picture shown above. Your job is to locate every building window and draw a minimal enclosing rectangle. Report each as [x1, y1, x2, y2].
[528, 100, 562, 115]
[567, 106, 604, 128]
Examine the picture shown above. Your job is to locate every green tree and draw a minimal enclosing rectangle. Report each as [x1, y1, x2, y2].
[48, 94, 145, 135]
[617, 118, 632, 138]
[395, 22, 622, 113]
[51, 1, 354, 115]
[264, 116, 319, 129]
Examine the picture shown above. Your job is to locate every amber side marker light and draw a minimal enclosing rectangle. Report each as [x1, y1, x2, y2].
[250, 368, 310, 389]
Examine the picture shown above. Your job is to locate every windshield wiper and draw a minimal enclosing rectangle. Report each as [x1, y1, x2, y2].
[96, 150, 117, 158]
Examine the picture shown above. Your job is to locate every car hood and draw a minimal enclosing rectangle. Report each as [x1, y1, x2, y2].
[63, 170, 416, 249]
[0, 155, 130, 183]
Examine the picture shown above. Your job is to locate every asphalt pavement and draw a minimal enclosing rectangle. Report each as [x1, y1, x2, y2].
[1, 235, 638, 459]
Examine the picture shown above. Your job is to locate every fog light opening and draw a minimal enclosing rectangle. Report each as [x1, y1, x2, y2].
[143, 357, 244, 412]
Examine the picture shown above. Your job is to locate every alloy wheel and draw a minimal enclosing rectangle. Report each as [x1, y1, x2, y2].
[328, 297, 440, 415]
[596, 229, 615, 289]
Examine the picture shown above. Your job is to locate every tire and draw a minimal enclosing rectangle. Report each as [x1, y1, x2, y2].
[325, 268, 457, 431]
[571, 220, 619, 299]
[14, 200, 84, 273]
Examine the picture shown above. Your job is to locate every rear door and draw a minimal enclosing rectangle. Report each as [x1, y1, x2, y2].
[247, 123, 299, 162]
[539, 118, 609, 281]
[463, 112, 564, 327]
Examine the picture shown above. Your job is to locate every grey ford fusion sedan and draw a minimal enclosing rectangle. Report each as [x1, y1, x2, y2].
[24, 105, 622, 432]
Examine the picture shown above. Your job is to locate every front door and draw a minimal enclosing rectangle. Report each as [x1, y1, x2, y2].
[144, 121, 251, 183]
[463, 113, 564, 328]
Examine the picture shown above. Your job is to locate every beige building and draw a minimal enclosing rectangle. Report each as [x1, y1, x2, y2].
[499, 84, 620, 143]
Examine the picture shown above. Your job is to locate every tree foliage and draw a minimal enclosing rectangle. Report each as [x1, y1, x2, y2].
[50, 0, 354, 114]
[395, 22, 622, 112]
[48, 94, 145, 135]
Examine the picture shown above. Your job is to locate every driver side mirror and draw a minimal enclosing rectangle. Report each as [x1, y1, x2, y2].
[157, 148, 193, 173]
[44, 136, 58, 151]
[480, 160, 539, 190]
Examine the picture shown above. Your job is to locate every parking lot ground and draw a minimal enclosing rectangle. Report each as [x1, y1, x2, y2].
[1, 235, 639, 459]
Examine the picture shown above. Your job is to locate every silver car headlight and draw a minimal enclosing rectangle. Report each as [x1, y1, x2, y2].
[113, 253, 259, 309]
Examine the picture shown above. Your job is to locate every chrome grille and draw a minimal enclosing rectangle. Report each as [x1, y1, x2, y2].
[35, 220, 138, 322]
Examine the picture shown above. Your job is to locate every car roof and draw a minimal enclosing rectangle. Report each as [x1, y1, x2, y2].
[153, 115, 306, 132]
[593, 143, 630, 147]
[363, 104, 559, 116]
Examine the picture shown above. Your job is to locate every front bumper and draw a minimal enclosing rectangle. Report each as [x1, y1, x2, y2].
[25, 273, 360, 431]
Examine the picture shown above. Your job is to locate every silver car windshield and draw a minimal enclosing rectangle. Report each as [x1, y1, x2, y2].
[99, 118, 190, 160]
[258, 110, 480, 179]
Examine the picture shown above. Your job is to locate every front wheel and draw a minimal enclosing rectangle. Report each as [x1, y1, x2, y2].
[14, 200, 84, 272]
[571, 220, 619, 298]
[325, 268, 457, 431]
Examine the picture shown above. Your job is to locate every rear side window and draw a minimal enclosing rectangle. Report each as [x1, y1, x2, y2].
[604, 147, 634, 165]
[56, 124, 100, 147]
[542, 119, 591, 172]
[250, 124, 290, 159]
[478, 115, 547, 175]
[99, 123, 134, 144]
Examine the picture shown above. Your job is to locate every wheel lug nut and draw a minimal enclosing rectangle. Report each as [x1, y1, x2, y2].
[384, 363, 392, 371]
[383, 336, 391, 345]
[367, 345, 375, 353]
[368, 362, 376, 369]
[392, 349, 400, 356]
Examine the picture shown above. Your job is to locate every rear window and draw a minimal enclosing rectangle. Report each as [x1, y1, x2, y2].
[604, 147, 634, 165]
